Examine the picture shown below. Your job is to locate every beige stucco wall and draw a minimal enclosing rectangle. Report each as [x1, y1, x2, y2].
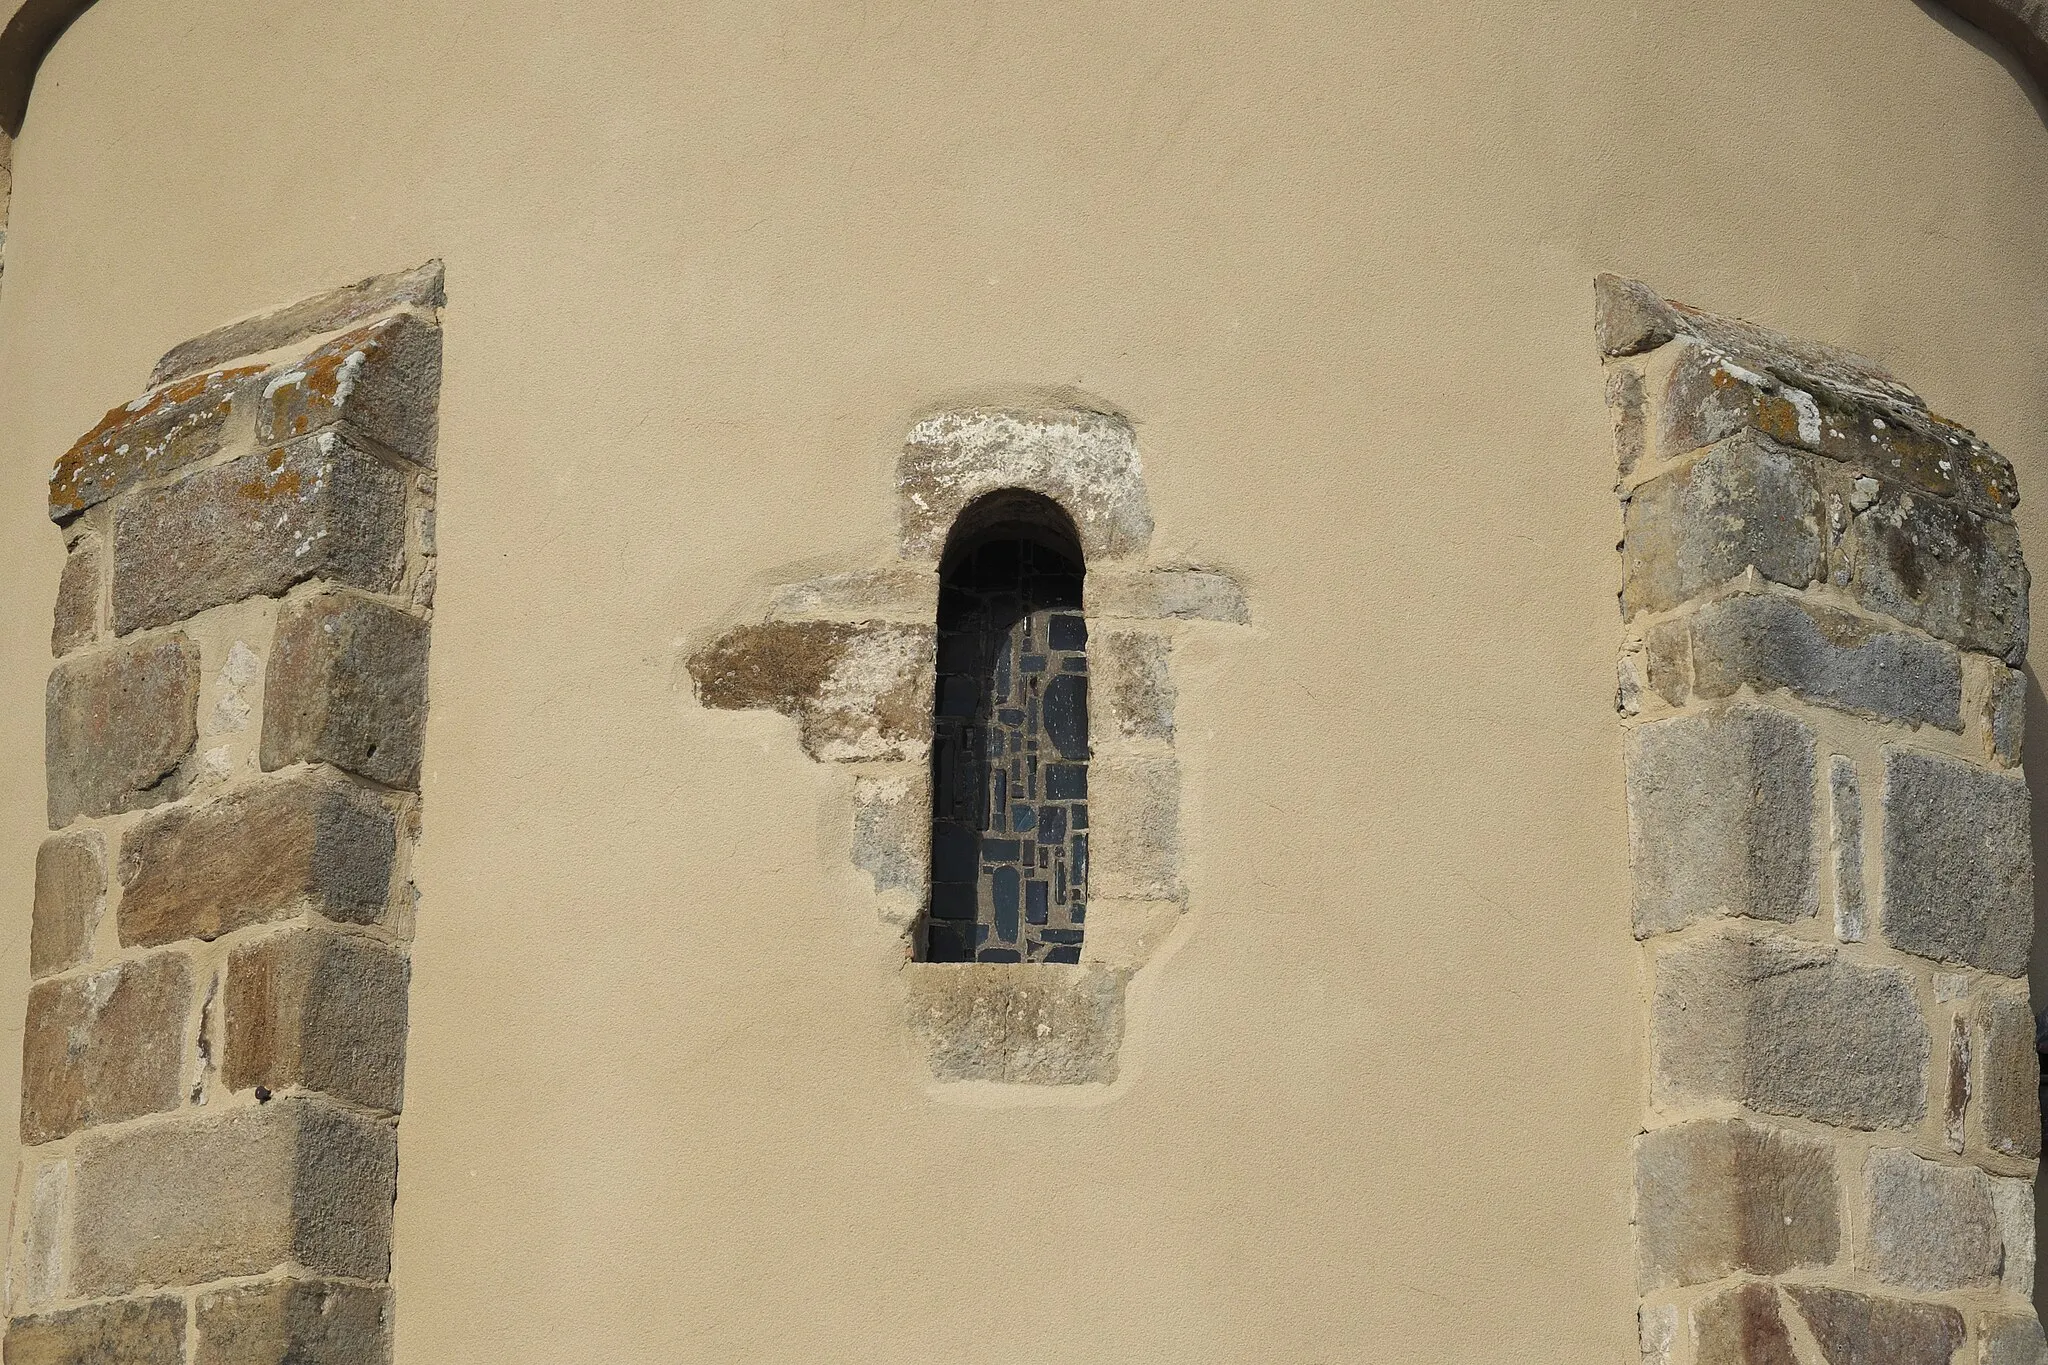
[0, 0, 2046, 1359]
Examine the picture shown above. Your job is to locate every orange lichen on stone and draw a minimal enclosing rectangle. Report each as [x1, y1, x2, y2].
[49, 365, 264, 522]
[257, 314, 441, 462]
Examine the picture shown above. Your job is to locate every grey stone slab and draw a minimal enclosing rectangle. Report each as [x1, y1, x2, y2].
[1880, 747, 2032, 976]
[1829, 756, 1867, 942]
[261, 592, 431, 790]
[1783, 1286, 1965, 1365]
[45, 633, 199, 826]
[1861, 1147, 2002, 1292]
[1839, 486, 2029, 664]
[1622, 432, 1824, 617]
[1627, 704, 1817, 937]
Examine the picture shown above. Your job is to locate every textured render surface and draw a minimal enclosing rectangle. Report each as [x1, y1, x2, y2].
[3, 2, 2048, 1362]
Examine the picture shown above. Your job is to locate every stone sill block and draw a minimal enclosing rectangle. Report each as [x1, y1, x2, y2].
[902, 962, 1130, 1086]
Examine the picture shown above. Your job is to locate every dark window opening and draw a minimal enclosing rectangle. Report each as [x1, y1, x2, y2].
[926, 492, 1089, 964]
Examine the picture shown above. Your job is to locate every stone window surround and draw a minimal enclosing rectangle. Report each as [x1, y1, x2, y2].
[686, 405, 1249, 1088]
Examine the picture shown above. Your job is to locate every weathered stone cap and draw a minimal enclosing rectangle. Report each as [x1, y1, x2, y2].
[151, 260, 444, 389]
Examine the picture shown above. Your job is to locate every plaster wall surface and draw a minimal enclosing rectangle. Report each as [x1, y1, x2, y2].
[0, 1, 2045, 1361]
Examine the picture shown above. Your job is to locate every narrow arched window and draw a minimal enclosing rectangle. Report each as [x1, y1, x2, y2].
[926, 492, 1089, 963]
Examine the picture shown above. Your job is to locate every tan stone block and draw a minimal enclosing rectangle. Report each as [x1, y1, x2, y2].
[7, 1157, 68, 1312]
[111, 432, 407, 637]
[1862, 1147, 2002, 1292]
[1651, 929, 1926, 1129]
[152, 259, 442, 388]
[51, 533, 101, 656]
[1100, 631, 1174, 741]
[71, 1097, 395, 1297]
[260, 593, 430, 790]
[21, 953, 191, 1143]
[225, 928, 409, 1113]
[118, 767, 398, 948]
[1634, 1118, 1839, 1290]
[1691, 1282, 1796, 1365]
[1594, 274, 1680, 358]
[4, 1295, 185, 1365]
[195, 1277, 391, 1365]
[1086, 567, 1248, 624]
[45, 633, 199, 827]
[49, 364, 264, 521]
[903, 963, 1128, 1085]
[688, 620, 932, 762]
[1979, 1310, 2048, 1365]
[1978, 992, 2041, 1159]
[256, 314, 442, 465]
[32, 829, 105, 978]
[1783, 1286, 1964, 1365]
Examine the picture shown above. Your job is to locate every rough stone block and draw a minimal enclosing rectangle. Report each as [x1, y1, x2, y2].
[111, 432, 407, 637]
[1651, 929, 1926, 1128]
[71, 1097, 396, 1297]
[1621, 432, 1823, 617]
[1862, 1147, 2002, 1291]
[256, 314, 442, 465]
[52, 533, 101, 655]
[1979, 992, 2041, 1159]
[1594, 274, 1681, 357]
[195, 1277, 392, 1365]
[688, 620, 933, 762]
[1087, 567, 1249, 623]
[1639, 1302, 1678, 1365]
[1607, 363, 1648, 481]
[1643, 593, 1962, 731]
[21, 952, 192, 1143]
[1991, 1172, 2035, 1295]
[49, 364, 265, 521]
[225, 928, 409, 1113]
[1783, 1286, 1965, 1365]
[903, 963, 1128, 1085]
[261, 593, 430, 789]
[1101, 631, 1175, 741]
[1626, 705, 1816, 937]
[1979, 1311, 2048, 1365]
[45, 633, 199, 826]
[1985, 663, 2027, 767]
[1088, 752, 1181, 900]
[897, 408, 1151, 561]
[1880, 748, 2032, 976]
[152, 259, 443, 388]
[1839, 488, 2029, 664]
[118, 766, 398, 947]
[1811, 402, 2018, 518]
[1634, 1118, 1839, 1290]
[32, 829, 105, 978]
[1653, 339, 1822, 465]
[1828, 756, 1867, 942]
[1691, 1282, 1796, 1365]
[8, 1157, 67, 1312]
[767, 567, 936, 622]
[3, 1296, 186, 1365]
[1947, 1013, 1972, 1154]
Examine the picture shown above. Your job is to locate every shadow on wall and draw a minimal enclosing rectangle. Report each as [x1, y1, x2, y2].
[1914, 0, 2048, 128]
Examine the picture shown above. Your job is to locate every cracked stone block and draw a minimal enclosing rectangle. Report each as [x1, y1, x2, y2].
[4, 1296, 186, 1365]
[1101, 631, 1175, 741]
[1626, 705, 1816, 937]
[1087, 567, 1249, 623]
[225, 928, 409, 1114]
[1980, 1312, 2048, 1365]
[1980, 992, 2042, 1159]
[195, 1277, 392, 1365]
[1861, 1147, 2002, 1292]
[767, 567, 936, 621]
[118, 766, 398, 947]
[1992, 1172, 2035, 1295]
[1639, 1302, 1678, 1365]
[1651, 929, 1926, 1128]
[897, 408, 1152, 561]
[262, 592, 430, 789]
[1643, 593, 1961, 731]
[52, 532, 101, 655]
[112, 431, 407, 637]
[903, 963, 1128, 1085]
[49, 364, 264, 521]
[1784, 1286, 1965, 1365]
[32, 828, 105, 978]
[1608, 363, 1648, 481]
[153, 260, 442, 388]
[45, 632, 199, 826]
[1880, 748, 2032, 976]
[257, 313, 442, 465]
[21, 952, 192, 1143]
[71, 1097, 395, 1297]
[1634, 1118, 1838, 1290]
[1621, 432, 1823, 617]
[1838, 487, 2029, 664]
[688, 619, 933, 762]
[1691, 1282, 1797, 1365]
